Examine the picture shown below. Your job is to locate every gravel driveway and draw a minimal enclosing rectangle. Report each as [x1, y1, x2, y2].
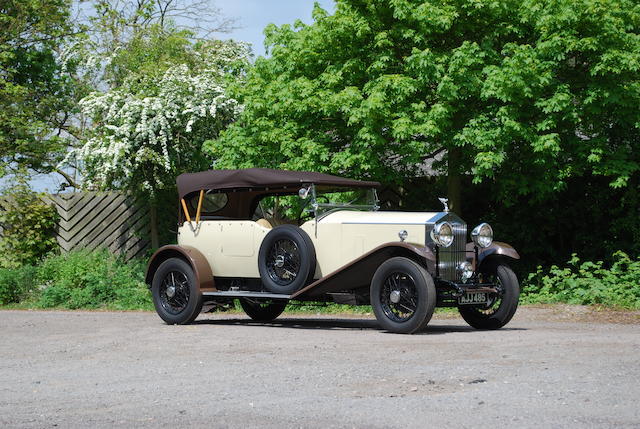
[1, 307, 639, 428]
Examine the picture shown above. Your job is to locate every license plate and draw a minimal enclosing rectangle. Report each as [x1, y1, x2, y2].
[458, 292, 489, 305]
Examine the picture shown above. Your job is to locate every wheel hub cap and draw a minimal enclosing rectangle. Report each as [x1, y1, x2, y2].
[166, 285, 176, 298]
[274, 254, 285, 268]
[390, 290, 401, 304]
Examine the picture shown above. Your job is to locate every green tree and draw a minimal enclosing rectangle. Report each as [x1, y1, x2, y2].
[63, 0, 243, 247]
[75, 25, 248, 246]
[0, 0, 82, 185]
[207, 0, 640, 214]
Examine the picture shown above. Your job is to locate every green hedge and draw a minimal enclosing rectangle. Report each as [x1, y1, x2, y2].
[0, 265, 38, 304]
[0, 250, 153, 310]
[0, 177, 59, 268]
[522, 251, 640, 309]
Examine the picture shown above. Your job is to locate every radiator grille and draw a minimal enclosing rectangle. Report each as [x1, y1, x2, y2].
[438, 222, 467, 282]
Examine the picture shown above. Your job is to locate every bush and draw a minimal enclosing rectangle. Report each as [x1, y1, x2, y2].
[0, 176, 59, 268]
[522, 251, 640, 309]
[0, 265, 38, 305]
[35, 250, 153, 310]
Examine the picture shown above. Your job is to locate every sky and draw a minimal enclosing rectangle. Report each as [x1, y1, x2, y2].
[22, 0, 336, 193]
[217, 0, 335, 58]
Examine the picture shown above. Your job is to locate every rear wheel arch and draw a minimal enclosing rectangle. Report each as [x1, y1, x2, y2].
[146, 245, 215, 292]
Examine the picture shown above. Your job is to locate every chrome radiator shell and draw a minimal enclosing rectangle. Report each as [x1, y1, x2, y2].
[425, 212, 467, 282]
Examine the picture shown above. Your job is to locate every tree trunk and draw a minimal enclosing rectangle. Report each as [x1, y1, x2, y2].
[447, 147, 462, 215]
[150, 203, 159, 249]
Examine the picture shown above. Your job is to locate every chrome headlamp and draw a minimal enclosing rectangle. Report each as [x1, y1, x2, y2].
[471, 223, 493, 248]
[431, 221, 454, 247]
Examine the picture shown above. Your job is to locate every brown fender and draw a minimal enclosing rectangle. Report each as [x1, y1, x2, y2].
[292, 242, 434, 299]
[145, 245, 215, 292]
[466, 241, 520, 268]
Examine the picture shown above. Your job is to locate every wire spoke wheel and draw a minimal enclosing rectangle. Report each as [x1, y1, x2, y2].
[266, 239, 301, 286]
[380, 272, 419, 323]
[151, 258, 202, 325]
[473, 274, 503, 316]
[458, 262, 520, 330]
[159, 270, 191, 315]
[370, 257, 436, 334]
[258, 225, 316, 294]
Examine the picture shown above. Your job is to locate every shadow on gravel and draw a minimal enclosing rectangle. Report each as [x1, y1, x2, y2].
[193, 317, 527, 334]
[194, 317, 380, 331]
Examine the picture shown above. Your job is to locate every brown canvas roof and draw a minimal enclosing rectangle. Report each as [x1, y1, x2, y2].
[177, 168, 380, 199]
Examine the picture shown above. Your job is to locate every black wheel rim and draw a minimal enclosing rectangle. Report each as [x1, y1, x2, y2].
[380, 272, 418, 323]
[266, 239, 301, 286]
[159, 270, 190, 315]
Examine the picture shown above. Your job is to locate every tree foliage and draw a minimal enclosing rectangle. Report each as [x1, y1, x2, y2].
[0, 0, 79, 179]
[0, 174, 59, 268]
[75, 28, 248, 197]
[208, 0, 640, 209]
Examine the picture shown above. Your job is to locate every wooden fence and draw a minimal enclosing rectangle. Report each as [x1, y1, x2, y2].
[1, 192, 154, 261]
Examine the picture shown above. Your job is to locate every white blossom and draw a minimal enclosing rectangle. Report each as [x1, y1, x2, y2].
[73, 40, 249, 195]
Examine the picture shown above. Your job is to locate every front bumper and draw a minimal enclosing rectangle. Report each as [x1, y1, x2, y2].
[435, 279, 500, 307]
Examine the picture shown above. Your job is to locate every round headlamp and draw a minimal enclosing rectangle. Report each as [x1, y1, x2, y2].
[471, 222, 493, 248]
[431, 221, 454, 247]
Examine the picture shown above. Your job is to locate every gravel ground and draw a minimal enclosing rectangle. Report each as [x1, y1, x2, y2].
[1, 307, 639, 428]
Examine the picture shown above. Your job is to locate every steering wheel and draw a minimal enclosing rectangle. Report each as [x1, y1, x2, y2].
[297, 196, 330, 224]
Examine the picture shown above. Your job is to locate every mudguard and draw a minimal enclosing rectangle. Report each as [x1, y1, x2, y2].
[145, 245, 215, 292]
[466, 241, 520, 268]
[292, 242, 434, 299]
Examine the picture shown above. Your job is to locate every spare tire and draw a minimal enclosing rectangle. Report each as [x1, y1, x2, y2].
[258, 225, 316, 294]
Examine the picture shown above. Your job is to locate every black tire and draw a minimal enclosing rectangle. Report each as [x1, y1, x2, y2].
[239, 298, 288, 322]
[458, 261, 519, 330]
[370, 257, 436, 334]
[151, 258, 203, 325]
[258, 225, 316, 294]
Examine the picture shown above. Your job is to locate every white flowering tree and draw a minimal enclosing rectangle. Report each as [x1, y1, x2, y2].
[74, 32, 249, 246]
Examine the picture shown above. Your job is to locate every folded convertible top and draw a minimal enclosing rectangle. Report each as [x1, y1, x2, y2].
[177, 168, 380, 199]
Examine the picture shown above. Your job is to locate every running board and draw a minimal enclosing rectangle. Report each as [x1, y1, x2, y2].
[202, 291, 291, 300]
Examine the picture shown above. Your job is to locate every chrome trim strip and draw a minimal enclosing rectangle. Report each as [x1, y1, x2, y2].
[341, 222, 430, 225]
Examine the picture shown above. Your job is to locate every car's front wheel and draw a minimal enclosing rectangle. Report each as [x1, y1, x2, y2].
[151, 258, 203, 325]
[239, 298, 288, 322]
[370, 257, 436, 334]
[458, 261, 519, 330]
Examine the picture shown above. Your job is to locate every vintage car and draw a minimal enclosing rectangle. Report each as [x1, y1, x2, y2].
[146, 168, 520, 334]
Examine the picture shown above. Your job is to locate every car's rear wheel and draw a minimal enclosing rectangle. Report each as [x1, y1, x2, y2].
[239, 298, 288, 322]
[258, 225, 316, 294]
[458, 261, 519, 330]
[152, 258, 203, 325]
[370, 257, 436, 334]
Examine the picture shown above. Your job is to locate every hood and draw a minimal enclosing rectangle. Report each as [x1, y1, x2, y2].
[319, 210, 441, 225]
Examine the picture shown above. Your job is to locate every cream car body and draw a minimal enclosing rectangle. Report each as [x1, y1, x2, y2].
[177, 210, 439, 279]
